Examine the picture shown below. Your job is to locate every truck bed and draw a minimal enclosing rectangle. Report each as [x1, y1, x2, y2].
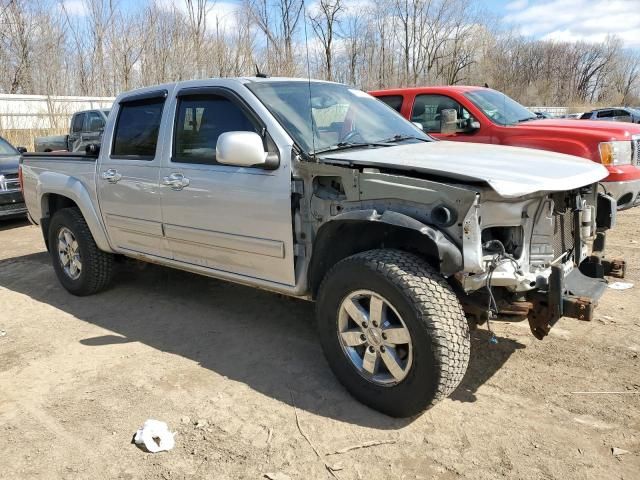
[20, 152, 99, 225]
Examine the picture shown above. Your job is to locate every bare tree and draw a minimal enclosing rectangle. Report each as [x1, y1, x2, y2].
[0, 0, 35, 93]
[309, 0, 343, 80]
[0, 0, 638, 110]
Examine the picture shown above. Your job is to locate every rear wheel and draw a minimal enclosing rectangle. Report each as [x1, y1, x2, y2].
[48, 207, 114, 296]
[316, 249, 470, 417]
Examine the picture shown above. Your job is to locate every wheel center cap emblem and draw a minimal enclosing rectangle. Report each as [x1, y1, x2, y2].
[367, 328, 382, 346]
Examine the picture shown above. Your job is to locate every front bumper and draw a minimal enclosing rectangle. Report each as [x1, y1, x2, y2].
[601, 179, 640, 210]
[527, 264, 607, 339]
[0, 191, 27, 219]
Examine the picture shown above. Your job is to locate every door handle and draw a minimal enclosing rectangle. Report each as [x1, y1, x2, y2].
[162, 173, 190, 191]
[101, 168, 122, 183]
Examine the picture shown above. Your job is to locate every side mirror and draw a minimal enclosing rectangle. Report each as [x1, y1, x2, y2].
[85, 143, 100, 155]
[16, 146, 27, 154]
[440, 109, 458, 134]
[216, 131, 269, 168]
[468, 120, 481, 131]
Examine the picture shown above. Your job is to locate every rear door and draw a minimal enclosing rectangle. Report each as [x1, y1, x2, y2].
[159, 86, 295, 285]
[97, 90, 169, 258]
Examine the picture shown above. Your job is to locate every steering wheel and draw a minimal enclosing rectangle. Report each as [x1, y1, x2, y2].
[339, 129, 362, 144]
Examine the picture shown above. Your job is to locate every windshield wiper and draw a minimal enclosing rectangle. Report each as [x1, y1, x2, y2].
[515, 117, 537, 123]
[314, 141, 392, 155]
[376, 134, 430, 143]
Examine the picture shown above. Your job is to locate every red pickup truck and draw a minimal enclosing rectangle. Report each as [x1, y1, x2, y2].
[369, 86, 640, 209]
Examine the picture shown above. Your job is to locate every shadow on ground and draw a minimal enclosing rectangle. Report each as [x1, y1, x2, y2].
[450, 329, 526, 402]
[0, 216, 29, 232]
[0, 251, 525, 427]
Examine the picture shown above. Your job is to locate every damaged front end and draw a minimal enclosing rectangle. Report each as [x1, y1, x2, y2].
[456, 185, 624, 339]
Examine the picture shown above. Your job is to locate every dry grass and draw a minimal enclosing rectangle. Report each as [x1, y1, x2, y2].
[0, 128, 66, 152]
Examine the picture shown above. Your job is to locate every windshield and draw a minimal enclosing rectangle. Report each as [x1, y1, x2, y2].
[465, 89, 536, 126]
[0, 137, 17, 155]
[246, 81, 429, 155]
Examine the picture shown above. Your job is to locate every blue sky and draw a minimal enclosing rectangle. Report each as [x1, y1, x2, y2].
[63, 0, 640, 49]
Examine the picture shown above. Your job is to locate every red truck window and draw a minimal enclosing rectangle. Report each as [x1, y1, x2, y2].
[376, 95, 403, 113]
[412, 94, 472, 133]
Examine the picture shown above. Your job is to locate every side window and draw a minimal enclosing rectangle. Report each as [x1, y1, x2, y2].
[85, 111, 105, 132]
[112, 98, 165, 158]
[579, 112, 592, 119]
[615, 109, 631, 120]
[411, 94, 472, 133]
[71, 113, 85, 133]
[377, 95, 404, 113]
[173, 95, 260, 165]
[597, 110, 613, 118]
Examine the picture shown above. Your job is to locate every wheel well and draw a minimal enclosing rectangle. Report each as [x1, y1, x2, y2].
[308, 220, 442, 298]
[44, 193, 78, 218]
[41, 194, 80, 250]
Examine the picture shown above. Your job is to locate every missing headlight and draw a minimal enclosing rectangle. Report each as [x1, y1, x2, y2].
[482, 226, 524, 258]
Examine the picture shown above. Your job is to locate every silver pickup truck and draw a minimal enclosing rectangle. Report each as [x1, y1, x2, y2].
[20, 78, 622, 417]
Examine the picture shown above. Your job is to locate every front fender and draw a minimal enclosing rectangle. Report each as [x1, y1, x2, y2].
[38, 172, 113, 253]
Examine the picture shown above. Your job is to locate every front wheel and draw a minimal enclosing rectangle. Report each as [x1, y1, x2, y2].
[316, 249, 470, 417]
[48, 207, 114, 296]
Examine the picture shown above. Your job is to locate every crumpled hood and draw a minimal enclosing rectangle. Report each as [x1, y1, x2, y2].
[0, 154, 20, 175]
[319, 141, 609, 198]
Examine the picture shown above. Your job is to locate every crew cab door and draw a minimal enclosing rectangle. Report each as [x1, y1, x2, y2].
[409, 94, 491, 143]
[159, 86, 295, 286]
[97, 90, 169, 258]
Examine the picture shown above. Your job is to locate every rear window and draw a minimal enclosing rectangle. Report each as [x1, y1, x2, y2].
[377, 95, 403, 113]
[112, 98, 165, 158]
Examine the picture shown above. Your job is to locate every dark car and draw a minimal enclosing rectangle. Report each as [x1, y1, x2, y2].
[0, 136, 27, 219]
[580, 107, 640, 123]
[533, 111, 553, 119]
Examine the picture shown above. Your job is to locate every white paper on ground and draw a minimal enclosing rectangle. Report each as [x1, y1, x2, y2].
[608, 282, 634, 290]
[133, 419, 175, 453]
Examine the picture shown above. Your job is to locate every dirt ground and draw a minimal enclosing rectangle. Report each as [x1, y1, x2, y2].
[0, 209, 638, 480]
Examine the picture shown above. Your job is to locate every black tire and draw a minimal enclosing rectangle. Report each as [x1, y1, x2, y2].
[316, 249, 470, 417]
[48, 207, 114, 296]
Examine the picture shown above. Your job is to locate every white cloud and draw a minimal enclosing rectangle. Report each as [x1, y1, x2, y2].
[58, 0, 88, 16]
[503, 0, 640, 48]
[505, 0, 529, 11]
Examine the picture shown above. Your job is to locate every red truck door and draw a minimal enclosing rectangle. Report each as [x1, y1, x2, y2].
[408, 93, 492, 143]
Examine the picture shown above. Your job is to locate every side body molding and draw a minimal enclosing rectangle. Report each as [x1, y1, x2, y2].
[37, 171, 114, 253]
